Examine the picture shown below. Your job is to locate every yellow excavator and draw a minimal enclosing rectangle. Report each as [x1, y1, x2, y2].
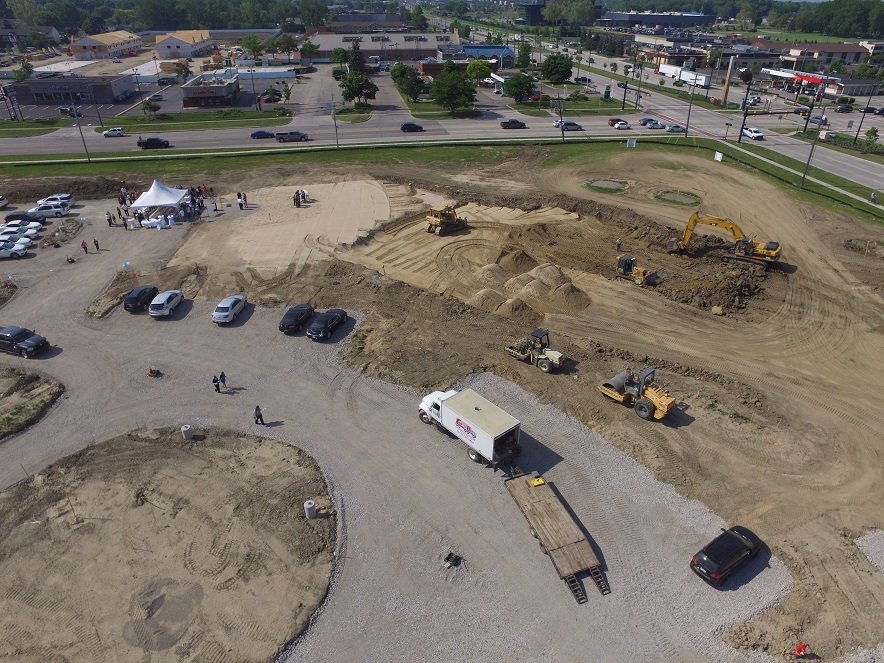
[667, 211, 782, 267]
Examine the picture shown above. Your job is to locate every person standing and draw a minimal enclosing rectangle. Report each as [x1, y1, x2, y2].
[106, 211, 113, 227]
[242, 192, 248, 207]
[212, 376, 221, 392]
[93, 238, 100, 253]
[236, 193, 243, 210]
[219, 371, 227, 391]
[254, 405, 265, 425]
[616, 238, 622, 252]
[81, 239, 88, 254]
[293, 192, 298, 207]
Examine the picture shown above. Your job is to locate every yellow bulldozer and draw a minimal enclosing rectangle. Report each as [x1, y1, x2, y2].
[426, 206, 468, 236]
[616, 254, 661, 286]
[596, 366, 675, 420]
[667, 211, 781, 267]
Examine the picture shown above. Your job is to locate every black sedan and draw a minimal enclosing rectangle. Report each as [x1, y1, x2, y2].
[500, 119, 527, 129]
[306, 309, 347, 341]
[4, 212, 46, 225]
[123, 285, 159, 313]
[278, 303, 315, 334]
[251, 129, 275, 139]
[401, 122, 424, 133]
[690, 526, 762, 585]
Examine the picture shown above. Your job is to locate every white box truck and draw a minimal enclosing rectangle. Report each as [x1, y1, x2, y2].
[419, 389, 521, 466]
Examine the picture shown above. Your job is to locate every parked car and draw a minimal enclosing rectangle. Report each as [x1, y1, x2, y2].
[0, 232, 32, 247]
[835, 105, 853, 113]
[137, 136, 170, 149]
[0, 325, 49, 358]
[747, 95, 762, 105]
[861, 106, 877, 114]
[574, 76, 591, 84]
[148, 290, 184, 318]
[0, 243, 25, 259]
[1, 219, 42, 232]
[690, 526, 762, 585]
[646, 121, 666, 129]
[500, 119, 527, 129]
[27, 203, 68, 219]
[875, 107, 884, 115]
[123, 285, 159, 313]
[103, 127, 127, 137]
[3, 212, 44, 225]
[666, 124, 686, 133]
[212, 294, 247, 324]
[608, 118, 625, 127]
[149, 93, 163, 101]
[250, 129, 275, 139]
[306, 308, 348, 341]
[558, 121, 583, 131]
[401, 122, 424, 132]
[741, 127, 765, 140]
[638, 117, 656, 126]
[613, 121, 630, 130]
[809, 115, 829, 125]
[0, 225, 37, 239]
[0, 195, 8, 209]
[37, 193, 74, 207]
[278, 303, 315, 334]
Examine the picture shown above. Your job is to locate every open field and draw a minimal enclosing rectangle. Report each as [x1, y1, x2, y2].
[0, 143, 882, 661]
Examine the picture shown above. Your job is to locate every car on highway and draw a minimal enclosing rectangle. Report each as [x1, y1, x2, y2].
[809, 115, 829, 125]
[103, 127, 127, 137]
[574, 76, 591, 84]
[275, 130, 309, 142]
[4, 212, 44, 225]
[690, 526, 762, 585]
[27, 203, 68, 219]
[0, 231, 32, 247]
[555, 120, 583, 131]
[251, 129, 275, 139]
[137, 136, 170, 149]
[638, 117, 656, 126]
[0, 243, 26, 259]
[613, 121, 630, 130]
[616, 81, 627, 88]
[645, 121, 666, 129]
[38, 193, 74, 207]
[0, 195, 8, 209]
[306, 308, 348, 341]
[148, 290, 184, 318]
[666, 124, 687, 133]
[212, 294, 247, 324]
[608, 118, 625, 127]
[0, 325, 49, 358]
[741, 127, 765, 140]
[123, 285, 159, 313]
[1, 219, 42, 232]
[278, 303, 315, 334]
[500, 119, 527, 129]
[401, 122, 424, 132]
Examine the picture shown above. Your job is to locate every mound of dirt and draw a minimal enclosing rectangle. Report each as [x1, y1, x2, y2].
[550, 282, 591, 312]
[0, 280, 17, 309]
[503, 272, 535, 296]
[473, 264, 509, 289]
[39, 217, 84, 248]
[528, 262, 570, 289]
[86, 264, 206, 318]
[496, 248, 537, 273]
[516, 279, 551, 308]
[656, 266, 765, 312]
[495, 297, 539, 325]
[843, 238, 884, 258]
[468, 288, 507, 312]
[0, 176, 150, 205]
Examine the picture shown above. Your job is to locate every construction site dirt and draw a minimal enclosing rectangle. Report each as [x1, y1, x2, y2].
[0, 146, 883, 661]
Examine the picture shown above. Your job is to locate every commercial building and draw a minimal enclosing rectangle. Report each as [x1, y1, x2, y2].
[8, 74, 135, 105]
[155, 30, 214, 60]
[305, 32, 455, 62]
[70, 30, 141, 60]
[599, 12, 716, 29]
[181, 72, 241, 107]
[322, 13, 408, 33]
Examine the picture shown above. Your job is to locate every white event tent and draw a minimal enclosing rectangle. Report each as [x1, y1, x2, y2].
[130, 180, 189, 210]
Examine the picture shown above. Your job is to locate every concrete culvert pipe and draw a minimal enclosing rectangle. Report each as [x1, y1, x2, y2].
[180, 425, 193, 440]
[304, 500, 317, 519]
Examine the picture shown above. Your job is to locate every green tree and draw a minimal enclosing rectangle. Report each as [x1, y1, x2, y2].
[240, 34, 264, 59]
[450, 20, 470, 39]
[282, 81, 292, 102]
[466, 59, 491, 85]
[392, 64, 426, 101]
[12, 60, 33, 82]
[503, 72, 535, 100]
[516, 41, 531, 69]
[866, 126, 879, 144]
[391, 62, 410, 86]
[609, 61, 618, 74]
[565, 0, 594, 27]
[541, 53, 572, 83]
[411, 6, 428, 30]
[299, 0, 328, 27]
[277, 34, 297, 58]
[299, 40, 319, 64]
[485, 32, 503, 45]
[175, 61, 192, 81]
[340, 71, 379, 104]
[348, 39, 365, 72]
[141, 99, 160, 116]
[331, 47, 349, 65]
[430, 60, 475, 113]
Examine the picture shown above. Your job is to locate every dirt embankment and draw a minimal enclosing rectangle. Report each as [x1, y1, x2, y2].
[0, 368, 64, 441]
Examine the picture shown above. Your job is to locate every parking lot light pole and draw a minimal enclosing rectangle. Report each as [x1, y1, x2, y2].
[134, 72, 146, 115]
[724, 121, 732, 140]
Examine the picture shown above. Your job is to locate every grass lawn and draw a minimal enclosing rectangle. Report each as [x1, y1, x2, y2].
[96, 109, 293, 133]
[335, 114, 371, 123]
[790, 130, 884, 166]
[0, 119, 67, 138]
[754, 28, 855, 43]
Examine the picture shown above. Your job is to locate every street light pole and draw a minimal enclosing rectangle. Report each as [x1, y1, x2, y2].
[332, 100, 340, 148]
[724, 121, 732, 140]
[134, 71, 146, 115]
[685, 83, 696, 137]
[852, 89, 876, 145]
[250, 68, 260, 111]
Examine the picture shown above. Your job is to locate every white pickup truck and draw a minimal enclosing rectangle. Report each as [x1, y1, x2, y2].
[419, 389, 521, 466]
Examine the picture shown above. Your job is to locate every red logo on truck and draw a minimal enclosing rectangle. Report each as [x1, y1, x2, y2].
[455, 418, 477, 440]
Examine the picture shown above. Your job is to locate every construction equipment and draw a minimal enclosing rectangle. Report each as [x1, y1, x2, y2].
[426, 206, 468, 235]
[505, 329, 565, 373]
[596, 366, 675, 421]
[667, 211, 781, 267]
[616, 254, 661, 286]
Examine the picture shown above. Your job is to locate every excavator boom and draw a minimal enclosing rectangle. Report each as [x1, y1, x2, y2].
[668, 211, 780, 266]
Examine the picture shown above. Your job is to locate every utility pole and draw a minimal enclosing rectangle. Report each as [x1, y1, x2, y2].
[685, 83, 696, 137]
[332, 100, 340, 148]
[852, 89, 876, 145]
[73, 94, 90, 162]
[557, 90, 565, 143]
[736, 68, 754, 144]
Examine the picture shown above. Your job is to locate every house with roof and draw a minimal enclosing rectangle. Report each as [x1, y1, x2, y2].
[155, 30, 214, 60]
[70, 30, 141, 60]
[0, 19, 61, 49]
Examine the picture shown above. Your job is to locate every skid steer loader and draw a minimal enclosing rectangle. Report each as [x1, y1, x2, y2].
[596, 366, 675, 420]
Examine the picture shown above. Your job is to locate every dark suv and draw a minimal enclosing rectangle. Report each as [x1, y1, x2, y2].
[137, 136, 170, 149]
[690, 526, 762, 585]
[123, 285, 159, 313]
[278, 303, 315, 333]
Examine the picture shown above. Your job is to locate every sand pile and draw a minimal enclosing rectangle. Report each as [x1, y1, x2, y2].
[473, 264, 509, 289]
[469, 288, 507, 312]
[497, 249, 538, 273]
[550, 282, 591, 312]
[528, 263, 570, 289]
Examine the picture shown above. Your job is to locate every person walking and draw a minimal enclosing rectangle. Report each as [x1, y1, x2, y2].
[242, 192, 248, 207]
[871, 192, 878, 204]
[106, 211, 113, 227]
[93, 238, 100, 253]
[219, 371, 227, 390]
[212, 376, 221, 392]
[81, 239, 88, 254]
[293, 192, 298, 207]
[616, 238, 622, 252]
[236, 193, 243, 210]
[254, 405, 265, 425]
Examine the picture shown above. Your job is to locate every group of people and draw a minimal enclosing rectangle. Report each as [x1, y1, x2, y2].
[236, 192, 249, 210]
[293, 189, 310, 208]
[210, 373, 266, 425]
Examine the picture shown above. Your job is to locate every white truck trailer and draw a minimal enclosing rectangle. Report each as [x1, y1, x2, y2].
[419, 389, 521, 466]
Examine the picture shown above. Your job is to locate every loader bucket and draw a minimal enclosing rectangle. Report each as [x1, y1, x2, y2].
[602, 371, 631, 395]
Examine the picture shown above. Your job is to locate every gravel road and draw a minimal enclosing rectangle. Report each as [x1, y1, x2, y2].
[0, 212, 797, 662]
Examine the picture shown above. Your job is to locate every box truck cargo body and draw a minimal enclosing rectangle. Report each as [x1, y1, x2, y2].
[419, 389, 521, 465]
